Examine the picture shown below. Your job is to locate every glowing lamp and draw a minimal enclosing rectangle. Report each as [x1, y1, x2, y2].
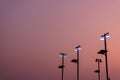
[74, 45, 81, 51]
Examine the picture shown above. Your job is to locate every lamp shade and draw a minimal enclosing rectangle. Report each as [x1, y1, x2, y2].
[71, 59, 78, 63]
[100, 33, 110, 40]
[98, 50, 107, 55]
[59, 53, 67, 58]
[74, 45, 81, 51]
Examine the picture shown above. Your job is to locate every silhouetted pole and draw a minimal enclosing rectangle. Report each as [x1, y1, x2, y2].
[98, 60, 100, 80]
[94, 59, 102, 80]
[77, 49, 79, 80]
[103, 33, 109, 80]
[98, 33, 110, 80]
[61, 54, 64, 80]
[71, 45, 81, 80]
[58, 53, 66, 80]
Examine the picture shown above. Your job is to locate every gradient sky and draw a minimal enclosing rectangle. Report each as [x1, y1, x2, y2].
[1, 0, 120, 80]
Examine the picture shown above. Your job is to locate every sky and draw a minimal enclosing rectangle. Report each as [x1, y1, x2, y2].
[1, 0, 120, 80]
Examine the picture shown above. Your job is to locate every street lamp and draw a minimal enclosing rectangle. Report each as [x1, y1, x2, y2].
[58, 53, 67, 80]
[94, 58, 102, 80]
[71, 45, 81, 80]
[98, 33, 110, 80]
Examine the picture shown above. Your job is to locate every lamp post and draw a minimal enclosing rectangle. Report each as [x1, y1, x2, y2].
[71, 45, 81, 80]
[98, 33, 110, 80]
[58, 53, 67, 80]
[94, 58, 102, 80]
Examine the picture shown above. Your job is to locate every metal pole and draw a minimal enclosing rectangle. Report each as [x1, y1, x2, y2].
[104, 34, 109, 80]
[77, 50, 79, 80]
[98, 60, 100, 80]
[62, 55, 64, 80]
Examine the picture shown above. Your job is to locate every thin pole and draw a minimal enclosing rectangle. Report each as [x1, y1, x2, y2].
[77, 50, 79, 80]
[61, 55, 64, 80]
[98, 61, 100, 80]
[104, 34, 109, 80]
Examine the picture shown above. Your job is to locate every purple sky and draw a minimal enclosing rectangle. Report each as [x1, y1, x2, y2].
[1, 0, 120, 80]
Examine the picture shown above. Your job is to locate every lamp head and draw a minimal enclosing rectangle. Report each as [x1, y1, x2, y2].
[94, 70, 100, 73]
[58, 65, 64, 69]
[95, 58, 102, 62]
[99, 59, 102, 62]
[98, 50, 107, 55]
[74, 45, 81, 51]
[96, 59, 99, 62]
[59, 53, 67, 58]
[100, 35, 104, 40]
[100, 33, 110, 40]
[71, 59, 78, 63]
[105, 33, 110, 38]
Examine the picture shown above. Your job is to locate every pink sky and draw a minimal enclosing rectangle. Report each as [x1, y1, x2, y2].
[1, 0, 120, 80]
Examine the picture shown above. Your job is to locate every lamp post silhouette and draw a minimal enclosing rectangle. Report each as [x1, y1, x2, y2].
[71, 45, 81, 80]
[98, 33, 110, 80]
[58, 53, 67, 80]
[94, 58, 102, 80]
